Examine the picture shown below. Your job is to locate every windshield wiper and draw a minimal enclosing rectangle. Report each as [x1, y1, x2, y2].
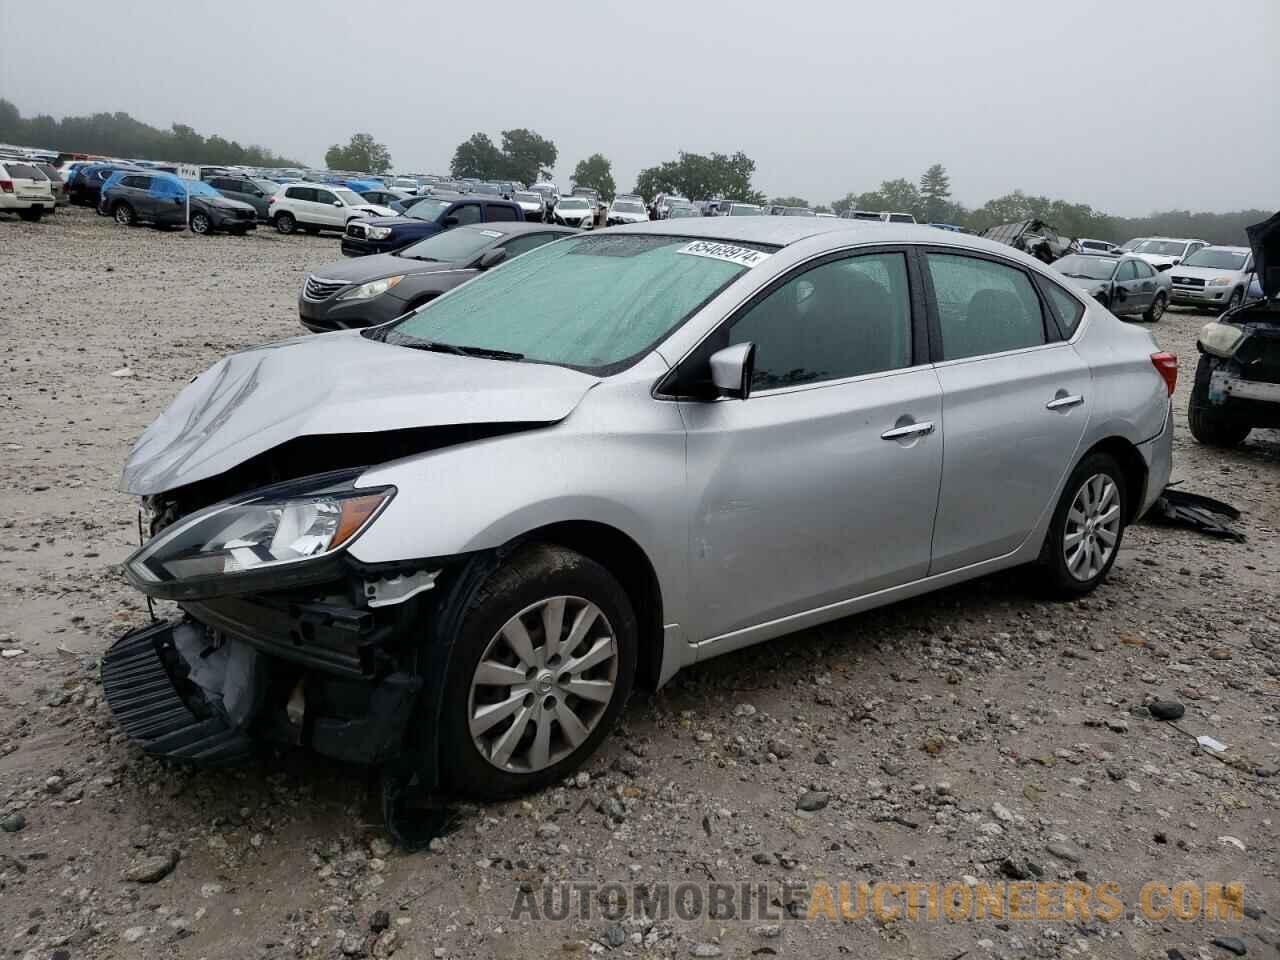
[404, 341, 524, 361]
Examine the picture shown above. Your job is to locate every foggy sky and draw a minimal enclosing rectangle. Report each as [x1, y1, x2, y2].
[2, 0, 1276, 216]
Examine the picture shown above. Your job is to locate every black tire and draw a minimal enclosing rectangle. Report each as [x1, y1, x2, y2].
[302, 225, 320, 235]
[1034, 451, 1128, 598]
[189, 211, 212, 235]
[17, 207, 44, 222]
[1222, 288, 1243, 315]
[112, 202, 135, 226]
[1188, 355, 1251, 447]
[438, 543, 637, 800]
[1143, 292, 1167, 322]
[274, 212, 296, 235]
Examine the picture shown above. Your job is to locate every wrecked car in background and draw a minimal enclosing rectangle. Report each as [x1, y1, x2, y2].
[102, 219, 1174, 821]
[982, 219, 1075, 264]
[1188, 211, 1280, 447]
[1051, 253, 1170, 322]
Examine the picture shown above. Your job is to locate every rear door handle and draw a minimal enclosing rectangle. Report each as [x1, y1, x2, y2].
[881, 420, 935, 440]
[1046, 394, 1084, 410]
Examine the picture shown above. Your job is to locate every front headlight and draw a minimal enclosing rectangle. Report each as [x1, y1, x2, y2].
[1198, 321, 1246, 358]
[1207, 276, 1232, 286]
[126, 484, 393, 598]
[365, 225, 393, 240]
[339, 275, 403, 300]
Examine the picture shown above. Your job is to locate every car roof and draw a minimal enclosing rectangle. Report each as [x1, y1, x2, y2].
[1198, 245, 1250, 253]
[604, 216, 1051, 255]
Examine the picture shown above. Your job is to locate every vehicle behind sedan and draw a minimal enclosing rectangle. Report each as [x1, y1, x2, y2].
[606, 197, 648, 225]
[341, 194, 525, 256]
[106, 218, 1174, 820]
[101, 172, 257, 234]
[552, 195, 595, 229]
[299, 222, 572, 332]
[1131, 236, 1210, 271]
[1168, 245, 1255, 313]
[1052, 253, 1169, 321]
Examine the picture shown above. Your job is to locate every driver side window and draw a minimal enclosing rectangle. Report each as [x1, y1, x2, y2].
[314, 189, 337, 205]
[1116, 261, 1138, 281]
[729, 253, 913, 390]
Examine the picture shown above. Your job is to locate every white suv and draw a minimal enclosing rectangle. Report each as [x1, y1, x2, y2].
[0, 159, 55, 221]
[267, 182, 396, 235]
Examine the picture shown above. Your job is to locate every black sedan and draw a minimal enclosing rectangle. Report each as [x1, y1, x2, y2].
[298, 222, 573, 332]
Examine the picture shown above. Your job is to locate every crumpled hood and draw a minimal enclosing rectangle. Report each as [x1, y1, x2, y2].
[122, 331, 599, 495]
[1246, 210, 1279, 298]
[353, 204, 397, 218]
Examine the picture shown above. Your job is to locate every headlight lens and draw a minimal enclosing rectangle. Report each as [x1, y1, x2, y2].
[339, 275, 403, 300]
[128, 488, 393, 585]
[366, 225, 393, 240]
[1207, 276, 1232, 286]
[1198, 321, 1246, 357]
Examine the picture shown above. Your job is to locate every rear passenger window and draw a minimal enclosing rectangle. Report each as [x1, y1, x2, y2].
[486, 204, 518, 222]
[925, 254, 1046, 361]
[285, 187, 312, 201]
[1042, 282, 1085, 338]
[500, 232, 559, 258]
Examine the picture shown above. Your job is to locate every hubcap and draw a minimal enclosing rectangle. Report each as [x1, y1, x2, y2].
[1152, 296, 1165, 319]
[467, 596, 617, 774]
[1063, 473, 1121, 581]
[115, 207, 129, 223]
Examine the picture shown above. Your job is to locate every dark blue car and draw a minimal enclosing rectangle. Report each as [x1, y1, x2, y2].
[340, 193, 524, 256]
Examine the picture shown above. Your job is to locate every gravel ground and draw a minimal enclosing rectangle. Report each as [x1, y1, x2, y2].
[1, 207, 1279, 960]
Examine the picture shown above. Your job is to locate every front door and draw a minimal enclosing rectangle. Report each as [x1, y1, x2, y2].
[681, 249, 943, 643]
[921, 250, 1090, 572]
[311, 187, 343, 228]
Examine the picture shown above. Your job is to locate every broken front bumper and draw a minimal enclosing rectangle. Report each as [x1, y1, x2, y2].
[102, 592, 424, 767]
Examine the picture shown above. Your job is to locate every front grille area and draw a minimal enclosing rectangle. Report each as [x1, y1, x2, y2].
[346, 222, 367, 239]
[232, 207, 253, 220]
[1172, 276, 1205, 288]
[304, 276, 346, 301]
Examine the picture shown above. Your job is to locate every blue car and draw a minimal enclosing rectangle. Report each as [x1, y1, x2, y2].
[340, 193, 525, 256]
[67, 161, 141, 208]
[98, 171, 258, 234]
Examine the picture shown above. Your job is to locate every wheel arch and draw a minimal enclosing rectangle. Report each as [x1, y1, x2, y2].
[1078, 436, 1148, 523]
[513, 520, 666, 690]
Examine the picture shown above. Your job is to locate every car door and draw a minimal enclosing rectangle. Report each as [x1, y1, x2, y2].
[311, 188, 343, 228]
[445, 202, 482, 229]
[483, 202, 519, 224]
[1131, 259, 1158, 309]
[1110, 260, 1143, 315]
[921, 249, 1090, 573]
[679, 248, 943, 644]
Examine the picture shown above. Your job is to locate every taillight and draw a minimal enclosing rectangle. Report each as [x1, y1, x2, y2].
[1151, 352, 1178, 396]
[0, 180, 12, 193]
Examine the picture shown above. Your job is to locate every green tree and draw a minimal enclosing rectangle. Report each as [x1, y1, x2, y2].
[324, 133, 392, 173]
[571, 153, 616, 200]
[633, 150, 763, 203]
[450, 133, 504, 179]
[919, 163, 951, 222]
[500, 128, 557, 184]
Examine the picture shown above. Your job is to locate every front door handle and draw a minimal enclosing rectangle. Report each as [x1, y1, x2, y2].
[881, 420, 935, 440]
[1046, 394, 1084, 410]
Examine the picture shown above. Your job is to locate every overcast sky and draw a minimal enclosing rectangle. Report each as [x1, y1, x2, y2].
[2, 0, 1276, 215]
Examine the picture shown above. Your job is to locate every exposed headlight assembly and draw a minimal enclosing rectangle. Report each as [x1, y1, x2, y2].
[339, 275, 403, 300]
[1207, 276, 1233, 286]
[1197, 321, 1246, 358]
[126, 478, 394, 600]
[365, 225, 393, 240]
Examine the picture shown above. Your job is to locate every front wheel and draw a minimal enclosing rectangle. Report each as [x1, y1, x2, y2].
[1143, 292, 1167, 322]
[189, 211, 212, 235]
[112, 202, 135, 226]
[1188, 356, 1251, 447]
[1034, 452, 1128, 598]
[273, 212, 296, 234]
[1221, 288, 1243, 315]
[439, 543, 637, 800]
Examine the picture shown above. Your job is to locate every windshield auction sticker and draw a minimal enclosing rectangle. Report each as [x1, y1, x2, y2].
[676, 240, 772, 268]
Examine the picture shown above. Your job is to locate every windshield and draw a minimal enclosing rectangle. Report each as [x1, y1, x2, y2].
[184, 179, 220, 198]
[253, 179, 279, 193]
[667, 206, 699, 218]
[558, 198, 590, 210]
[1182, 249, 1249, 270]
[783, 207, 815, 217]
[406, 197, 451, 221]
[1053, 255, 1117, 281]
[852, 211, 882, 221]
[612, 200, 645, 213]
[377, 234, 764, 371]
[1119, 238, 1144, 251]
[333, 188, 365, 206]
[472, 183, 502, 195]
[397, 226, 504, 262]
[514, 192, 542, 204]
[729, 204, 761, 216]
[1135, 239, 1188, 256]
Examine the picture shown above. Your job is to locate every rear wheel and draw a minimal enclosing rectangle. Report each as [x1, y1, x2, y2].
[17, 207, 44, 222]
[1034, 452, 1128, 597]
[439, 543, 637, 800]
[1222, 288, 1243, 314]
[1143, 291, 1167, 322]
[273, 211, 296, 234]
[1188, 356, 1251, 447]
[112, 202, 135, 226]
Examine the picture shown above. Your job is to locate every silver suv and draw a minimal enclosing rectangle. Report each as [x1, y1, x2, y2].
[1169, 245, 1256, 313]
[104, 219, 1174, 806]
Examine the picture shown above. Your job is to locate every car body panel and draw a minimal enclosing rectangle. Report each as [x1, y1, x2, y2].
[1168, 246, 1254, 308]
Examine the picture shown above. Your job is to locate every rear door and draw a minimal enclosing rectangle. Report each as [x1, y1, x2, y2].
[483, 202, 519, 224]
[447, 202, 483, 228]
[921, 249, 1090, 573]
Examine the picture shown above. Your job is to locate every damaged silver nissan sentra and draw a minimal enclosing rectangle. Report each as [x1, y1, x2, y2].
[105, 218, 1175, 807]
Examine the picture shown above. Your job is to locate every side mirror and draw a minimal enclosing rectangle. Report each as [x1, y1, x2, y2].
[333, 200, 343, 207]
[442, 216, 459, 227]
[477, 248, 507, 270]
[708, 342, 756, 400]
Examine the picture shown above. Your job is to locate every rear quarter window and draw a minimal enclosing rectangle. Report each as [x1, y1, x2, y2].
[1040, 279, 1086, 338]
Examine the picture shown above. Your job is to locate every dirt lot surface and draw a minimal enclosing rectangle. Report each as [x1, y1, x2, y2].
[1, 207, 1278, 960]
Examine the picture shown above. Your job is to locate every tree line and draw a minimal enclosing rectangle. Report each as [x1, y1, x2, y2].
[0, 98, 301, 168]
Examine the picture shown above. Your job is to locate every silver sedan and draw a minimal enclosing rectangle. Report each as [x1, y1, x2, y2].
[109, 218, 1176, 802]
